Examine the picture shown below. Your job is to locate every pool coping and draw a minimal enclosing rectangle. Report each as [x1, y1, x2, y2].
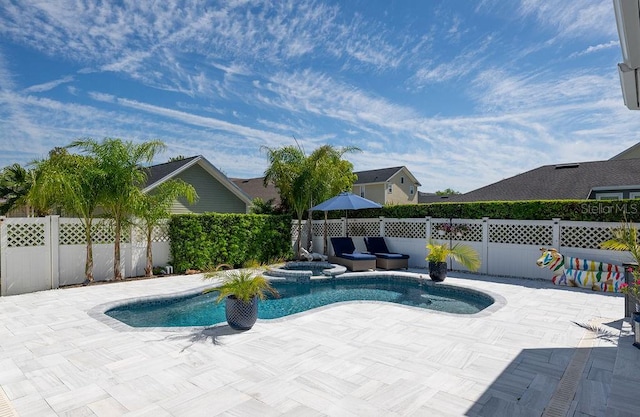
[87, 271, 507, 332]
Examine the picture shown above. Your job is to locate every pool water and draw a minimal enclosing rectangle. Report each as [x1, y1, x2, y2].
[105, 277, 494, 328]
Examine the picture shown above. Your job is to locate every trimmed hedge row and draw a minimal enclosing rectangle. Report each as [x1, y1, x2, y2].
[168, 213, 293, 272]
[315, 200, 640, 222]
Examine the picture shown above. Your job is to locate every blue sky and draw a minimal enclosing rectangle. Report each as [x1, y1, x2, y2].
[0, 0, 636, 193]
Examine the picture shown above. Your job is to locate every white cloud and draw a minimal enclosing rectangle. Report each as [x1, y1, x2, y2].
[23, 76, 74, 93]
[571, 40, 620, 58]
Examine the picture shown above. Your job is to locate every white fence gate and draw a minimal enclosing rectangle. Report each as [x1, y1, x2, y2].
[0, 216, 171, 296]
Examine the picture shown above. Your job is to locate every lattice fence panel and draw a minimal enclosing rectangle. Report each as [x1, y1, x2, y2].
[347, 221, 379, 237]
[385, 221, 425, 238]
[291, 223, 301, 243]
[489, 223, 553, 245]
[58, 221, 132, 245]
[151, 220, 170, 243]
[59, 222, 86, 245]
[312, 221, 345, 238]
[326, 222, 343, 237]
[560, 225, 615, 249]
[312, 222, 324, 236]
[6, 223, 45, 247]
[430, 222, 482, 242]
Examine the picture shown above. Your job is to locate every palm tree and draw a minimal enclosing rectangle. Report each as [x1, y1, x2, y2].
[69, 138, 166, 280]
[134, 179, 197, 277]
[263, 146, 308, 256]
[262, 144, 358, 258]
[29, 149, 104, 283]
[0, 163, 36, 216]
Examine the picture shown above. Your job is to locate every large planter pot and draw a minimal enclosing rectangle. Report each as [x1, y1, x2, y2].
[428, 261, 448, 282]
[225, 295, 258, 330]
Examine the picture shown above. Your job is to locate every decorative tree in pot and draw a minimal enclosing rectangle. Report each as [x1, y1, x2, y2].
[426, 241, 481, 282]
[205, 268, 279, 330]
[600, 222, 640, 347]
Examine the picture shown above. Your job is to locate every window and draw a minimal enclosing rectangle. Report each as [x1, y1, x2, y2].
[387, 184, 393, 193]
[360, 186, 365, 198]
[596, 192, 623, 200]
[410, 185, 414, 195]
[401, 176, 404, 184]
[630, 192, 640, 199]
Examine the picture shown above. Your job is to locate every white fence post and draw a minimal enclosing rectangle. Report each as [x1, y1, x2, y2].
[425, 217, 431, 240]
[50, 215, 60, 289]
[552, 218, 561, 248]
[379, 216, 385, 237]
[481, 217, 489, 274]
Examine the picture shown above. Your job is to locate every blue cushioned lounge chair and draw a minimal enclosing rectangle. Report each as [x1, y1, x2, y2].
[363, 236, 410, 270]
[329, 237, 377, 272]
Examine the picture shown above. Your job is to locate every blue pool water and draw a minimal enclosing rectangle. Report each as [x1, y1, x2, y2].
[105, 276, 494, 328]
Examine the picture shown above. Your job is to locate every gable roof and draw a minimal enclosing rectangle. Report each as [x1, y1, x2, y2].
[610, 142, 640, 160]
[448, 158, 640, 202]
[354, 166, 421, 185]
[143, 155, 252, 205]
[231, 177, 281, 206]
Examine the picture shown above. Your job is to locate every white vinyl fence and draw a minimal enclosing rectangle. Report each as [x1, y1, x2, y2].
[0, 216, 170, 296]
[296, 216, 634, 280]
[0, 215, 634, 296]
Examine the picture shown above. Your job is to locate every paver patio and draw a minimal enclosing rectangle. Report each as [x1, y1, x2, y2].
[0, 271, 638, 416]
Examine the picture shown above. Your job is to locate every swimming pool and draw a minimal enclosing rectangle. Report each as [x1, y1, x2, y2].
[105, 275, 495, 328]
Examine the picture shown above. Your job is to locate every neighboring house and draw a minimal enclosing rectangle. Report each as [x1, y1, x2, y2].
[231, 177, 282, 207]
[143, 156, 252, 214]
[445, 158, 640, 202]
[352, 166, 421, 205]
[610, 142, 640, 160]
[233, 166, 422, 206]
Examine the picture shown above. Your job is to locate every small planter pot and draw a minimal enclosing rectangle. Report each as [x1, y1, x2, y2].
[428, 261, 448, 282]
[225, 295, 258, 330]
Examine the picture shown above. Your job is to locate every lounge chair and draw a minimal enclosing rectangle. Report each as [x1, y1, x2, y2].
[363, 236, 410, 270]
[329, 237, 377, 272]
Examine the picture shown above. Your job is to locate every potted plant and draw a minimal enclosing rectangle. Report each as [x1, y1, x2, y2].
[426, 240, 481, 282]
[600, 221, 640, 347]
[205, 268, 279, 330]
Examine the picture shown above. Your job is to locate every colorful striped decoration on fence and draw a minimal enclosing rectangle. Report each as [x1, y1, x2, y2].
[536, 248, 625, 292]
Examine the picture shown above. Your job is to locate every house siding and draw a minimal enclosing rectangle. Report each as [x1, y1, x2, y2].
[352, 184, 386, 204]
[387, 170, 419, 204]
[170, 164, 247, 214]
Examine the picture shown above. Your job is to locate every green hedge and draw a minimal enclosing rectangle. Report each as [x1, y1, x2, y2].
[168, 213, 293, 272]
[313, 199, 640, 222]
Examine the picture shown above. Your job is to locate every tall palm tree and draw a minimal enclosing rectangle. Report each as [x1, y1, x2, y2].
[70, 138, 166, 280]
[262, 144, 358, 258]
[29, 149, 104, 283]
[134, 179, 197, 277]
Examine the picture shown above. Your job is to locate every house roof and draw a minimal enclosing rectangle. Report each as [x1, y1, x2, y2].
[610, 142, 640, 160]
[143, 155, 252, 205]
[418, 192, 459, 204]
[447, 158, 640, 202]
[143, 156, 200, 189]
[231, 177, 281, 206]
[354, 166, 421, 186]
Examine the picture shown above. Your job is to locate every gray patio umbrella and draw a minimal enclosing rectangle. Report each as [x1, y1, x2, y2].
[310, 192, 382, 242]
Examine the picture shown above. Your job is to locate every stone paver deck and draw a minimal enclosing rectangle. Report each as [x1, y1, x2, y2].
[0, 270, 638, 416]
